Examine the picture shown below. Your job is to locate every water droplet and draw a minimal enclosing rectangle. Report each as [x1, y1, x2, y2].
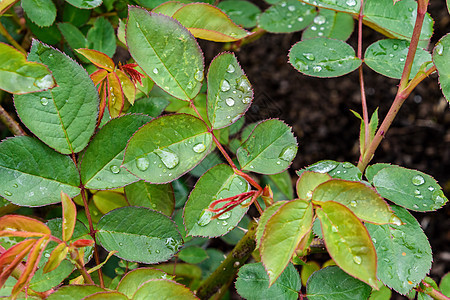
[193, 143, 206, 153]
[414, 189, 421, 195]
[435, 43, 444, 55]
[242, 97, 252, 104]
[350, 200, 357, 207]
[331, 225, 338, 232]
[218, 211, 232, 220]
[225, 98, 235, 106]
[413, 204, 419, 209]
[313, 66, 322, 73]
[220, 79, 231, 92]
[287, 5, 295, 11]
[227, 64, 235, 73]
[194, 70, 204, 81]
[411, 175, 425, 186]
[198, 209, 213, 226]
[155, 249, 160, 254]
[35, 74, 54, 89]
[119, 242, 123, 246]
[295, 60, 309, 72]
[12, 184, 18, 188]
[310, 161, 338, 173]
[4, 191, 12, 196]
[303, 53, 315, 61]
[280, 1, 286, 6]
[165, 237, 180, 252]
[311, 26, 317, 31]
[432, 190, 446, 205]
[346, 0, 356, 6]
[151, 203, 157, 209]
[298, 17, 304, 22]
[40, 97, 49, 106]
[152, 68, 159, 74]
[314, 15, 326, 25]
[306, 191, 313, 199]
[136, 157, 150, 171]
[155, 148, 179, 169]
[372, 238, 377, 243]
[318, 32, 324, 36]
[427, 186, 435, 192]
[44, 253, 50, 258]
[279, 145, 296, 162]
[390, 215, 402, 226]
[342, 162, 353, 168]
[353, 255, 362, 264]
[221, 221, 228, 226]
[110, 165, 120, 174]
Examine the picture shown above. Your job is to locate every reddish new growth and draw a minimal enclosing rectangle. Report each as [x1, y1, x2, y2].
[119, 63, 144, 85]
[207, 191, 258, 220]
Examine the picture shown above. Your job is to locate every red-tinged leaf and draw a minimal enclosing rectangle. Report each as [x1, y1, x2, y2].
[107, 72, 124, 118]
[0, 239, 36, 287]
[120, 63, 144, 85]
[0, 215, 50, 235]
[91, 69, 108, 86]
[116, 69, 136, 105]
[12, 237, 49, 297]
[61, 191, 77, 242]
[43, 243, 68, 273]
[76, 48, 115, 72]
[97, 80, 107, 127]
[72, 239, 95, 248]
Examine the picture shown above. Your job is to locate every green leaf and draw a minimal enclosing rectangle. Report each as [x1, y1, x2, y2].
[366, 205, 432, 295]
[126, 7, 204, 101]
[306, 266, 372, 300]
[82, 291, 128, 299]
[300, 0, 360, 13]
[369, 284, 392, 300]
[258, 0, 316, 33]
[189, 152, 223, 178]
[364, 39, 432, 79]
[433, 33, 450, 102]
[58, 23, 88, 52]
[124, 181, 174, 216]
[172, 3, 250, 42]
[21, 0, 56, 27]
[97, 206, 183, 264]
[14, 40, 98, 154]
[0, 136, 80, 206]
[80, 114, 151, 189]
[198, 248, 225, 279]
[440, 273, 450, 297]
[296, 171, 331, 200]
[0, 42, 55, 94]
[312, 179, 398, 225]
[117, 268, 168, 298]
[315, 201, 377, 288]
[261, 199, 313, 284]
[178, 246, 208, 264]
[255, 201, 286, 248]
[93, 191, 128, 214]
[184, 164, 250, 237]
[207, 52, 253, 129]
[47, 285, 106, 300]
[235, 262, 301, 300]
[123, 114, 212, 183]
[128, 96, 169, 117]
[63, 4, 91, 27]
[65, 0, 102, 9]
[366, 164, 448, 211]
[86, 17, 116, 58]
[217, 0, 261, 28]
[237, 119, 297, 174]
[298, 160, 362, 181]
[132, 279, 198, 300]
[289, 37, 361, 77]
[152, 1, 186, 16]
[302, 9, 354, 41]
[300, 261, 320, 286]
[267, 170, 294, 199]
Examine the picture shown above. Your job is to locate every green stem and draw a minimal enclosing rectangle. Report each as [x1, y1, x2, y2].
[196, 223, 257, 299]
[0, 105, 26, 136]
[70, 248, 94, 285]
[420, 281, 450, 300]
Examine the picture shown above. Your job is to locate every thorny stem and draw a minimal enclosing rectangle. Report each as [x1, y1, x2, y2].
[0, 105, 26, 136]
[357, 0, 429, 171]
[419, 281, 450, 300]
[0, 21, 26, 55]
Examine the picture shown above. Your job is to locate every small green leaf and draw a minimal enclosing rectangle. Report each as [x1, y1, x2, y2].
[296, 171, 331, 200]
[258, 0, 316, 33]
[237, 119, 297, 174]
[117, 268, 169, 298]
[289, 37, 361, 77]
[58, 23, 88, 53]
[261, 199, 313, 284]
[61, 192, 76, 241]
[235, 262, 301, 300]
[302, 9, 354, 41]
[65, 0, 102, 9]
[86, 17, 116, 58]
[300, 261, 320, 286]
[21, 0, 56, 27]
[14, 40, 98, 154]
[97, 206, 183, 264]
[62, 4, 91, 27]
[0, 137, 80, 206]
[298, 160, 362, 181]
[440, 273, 450, 297]
[46, 285, 105, 300]
[364, 39, 432, 79]
[126, 7, 204, 101]
[207, 52, 253, 129]
[189, 152, 223, 178]
[367, 164, 448, 211]
[128, 96, 169, 117]
[369, 284, 392, 300]
[366, 205, 432, 295]
[132, 279, 198, 299]
[267, 170, 294, 200]
[433, 33, 450, 102]
[124, 181, 175, 216]
[306, 266, 372, 300]
[80, 114, 151, 190]
[0, 42, 55, 94]
[178, 246, 208, 264]
[255, 201, 286, 248]
[26, 17, 61, 45]
[184, 164, 250, 237]
[123, 114, 212, 183]
[93, 191, 128, 214]
[316, 201, 377, 288]
[82, 291, 128, 299]
[217, 0, 261, 28]
[152, 1, 186, 16]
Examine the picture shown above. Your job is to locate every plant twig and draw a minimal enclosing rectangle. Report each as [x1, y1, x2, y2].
[0, 105, 26, 136]
[420, 281, 450, 300]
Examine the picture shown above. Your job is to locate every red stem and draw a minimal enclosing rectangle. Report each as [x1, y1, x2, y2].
[357, 0, 369, 154]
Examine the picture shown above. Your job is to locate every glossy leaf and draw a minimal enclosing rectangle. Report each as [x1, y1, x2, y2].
[296, 171, 331, 200]
[93, 191, 128, 214]
[313, 179, 398, 224]
[300, 261, 320, 286]
[364, 39, 432, 79]
[117, 268, 168, 298]
[0, 137, 80, 206]
[97, 206, 183, 263]
[127, 7, 204, 101]
[128, 96, 169, 117]
[153, 1, 185, 16]
[107, 72, 124, 118]
[261, 199, 313, 284]
[14, 40, 98, 154]
[258, 0, 315, 33]
[65, 0, 101, 8]
[237, 119, 297, 174]
[302, 9, 354, 41]
[440, 273, 450, 297]
[80, 114, 151, 190]
[207, 52, 253, 129]
[42, 243, 68, 273]
[0, 215, 50, 234]
[116, 69, 136, 105]
[366, 164, 448, 211]
[61, 192, 76, 241]
[21, 0, 56, 27]
[255, 201, 286, 249]
[58, 23, 88, 55]
[289, 37, 361, 77]
[306, 266, 372, 300]
[123, 114, 212, 183]
[366, 205, 432, 295]
[184, 164, 250, 237]
[132, 279, 198, 300]
[316, 201, 377, 288]
[46, 285, 105, 300]
[62, 4, 91, 27]
[235, 262, 301, 300]
[178, 246, 208, 264]
[300, 0, 360, 13]
[433, 33, 450, 102]
[86, 17, 116, 58]
[217, 0, 261, 28]
[298, 160, 362, 181]
[267, 170, 294, 199]
[76, 48, 114, 72]
[0, 42, 55, 94]
[124, 181, 175, 216]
